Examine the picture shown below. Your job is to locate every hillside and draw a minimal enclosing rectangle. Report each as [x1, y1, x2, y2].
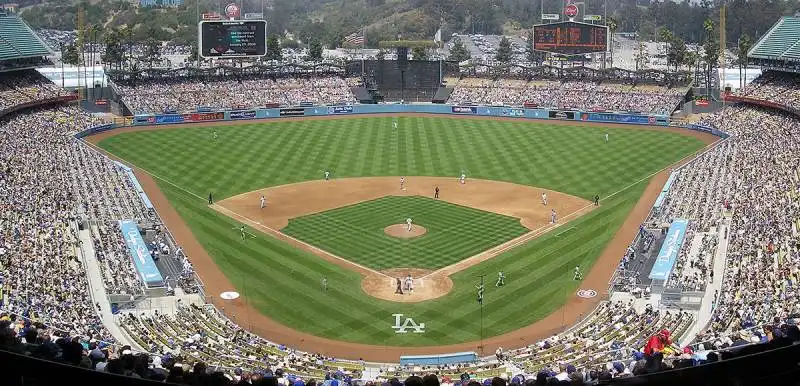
[15, 0, 800, 48]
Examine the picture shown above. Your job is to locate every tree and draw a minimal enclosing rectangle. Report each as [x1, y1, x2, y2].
[667, 36, 688, 72]
[737, 33, 753, 91]
[634, 40, 649, 71]
[447, 38, 470, 63]
[658, 28, 674, 67]
[495, 36, 512, 63]
[266, 34, 282, 61]
[102, 27, 125, 70]
[143, 37, 161, 68]
[702, 18, 719, 96]
[412, 46, 428, 60]
[61, 44, 81, 66]
[308, 39, 323, 62]
[607, 17, 618, 68]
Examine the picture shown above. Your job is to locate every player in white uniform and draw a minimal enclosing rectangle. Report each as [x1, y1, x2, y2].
[541, 192, 548, 205]
[240, 226, 246, 240]
[260, 194, 266, 209]
[573, 266, 582, 280]
[405, 275, 414, 292]
[400, 176, 406, 190]
[324, 170, 331, 180]
[460, 173, 466, 184]
[605, 133, 609, 142]
[495, 271, 505, 287]
[550, 209, 557, 224]
[393, 119, 398, 129]
[406, 217, 413, 231]
[321, 277, 328, 291]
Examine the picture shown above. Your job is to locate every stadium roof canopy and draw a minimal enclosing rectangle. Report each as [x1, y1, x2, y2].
[0, 15, 53, 61]
[748, 16, 800, 63]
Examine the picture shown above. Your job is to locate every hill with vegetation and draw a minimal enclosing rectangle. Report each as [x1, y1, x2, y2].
[16, 0, 800, 49]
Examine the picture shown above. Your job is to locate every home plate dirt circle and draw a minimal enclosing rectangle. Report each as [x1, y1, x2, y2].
[384, 224, 427, 239]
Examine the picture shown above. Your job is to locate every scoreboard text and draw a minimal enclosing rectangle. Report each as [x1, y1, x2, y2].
[533, 21, 608, 55]
[199, 20, 267, 58]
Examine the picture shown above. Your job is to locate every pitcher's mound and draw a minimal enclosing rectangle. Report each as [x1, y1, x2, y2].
[384, 224, 427, 239]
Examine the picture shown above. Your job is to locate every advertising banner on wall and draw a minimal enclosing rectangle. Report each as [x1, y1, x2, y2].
[155, 114, 185, 124]
[280, 108, 306, 117]
[118, 220, 164, 288]
[451, 106, 478, 114]
[501, 108, 524, 117]
[230, 110, 257, 120]
[183, 112, 225, 122]
[649, 218, 689, 281]
[548, 110, 576, 120]
[328, 106, 354, 114]
[581, 112, 663, 125]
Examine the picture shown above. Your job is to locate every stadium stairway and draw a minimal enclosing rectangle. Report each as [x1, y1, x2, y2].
[432, 87, 454, 104]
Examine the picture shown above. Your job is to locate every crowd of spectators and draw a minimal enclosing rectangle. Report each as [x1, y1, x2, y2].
[0, 70, 67, 112]
[735, 71, 800, 108]
[447, 78, 686, 115]
[113, 76, 357, 114]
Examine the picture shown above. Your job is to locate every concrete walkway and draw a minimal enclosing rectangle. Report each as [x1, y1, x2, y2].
[77, 226, 144, 351]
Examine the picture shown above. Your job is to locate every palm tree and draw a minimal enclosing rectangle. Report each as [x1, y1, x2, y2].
[737, 33, 753, 91]
[607, 17, 618, 68]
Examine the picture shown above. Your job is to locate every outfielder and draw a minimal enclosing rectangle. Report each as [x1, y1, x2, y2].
[321, 277, 328, 292]
[550, 209, 557, 224]
[400, 176, 406, 190]
[476, 283, 485, 304]
[573, 266, 582, 280]
[541, 192, 548, 205]
[239, 226, 246, 240]
[605, 133, 609, 142]
[324, 170, 331, 180]
[392, 119, 398, 129]
[495, 271, 505, 287]
[212, 130, 218, 140]
[406, 217, 413, 231]
[259, 194, 266, 209]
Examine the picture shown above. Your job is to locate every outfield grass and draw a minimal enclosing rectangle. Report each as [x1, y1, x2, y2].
[98, 116, 705, 345]
[282, 195, 530, 270]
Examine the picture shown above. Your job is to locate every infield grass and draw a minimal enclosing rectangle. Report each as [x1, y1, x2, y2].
[98, 116, 706, 345]
[282, 195, 530, 270]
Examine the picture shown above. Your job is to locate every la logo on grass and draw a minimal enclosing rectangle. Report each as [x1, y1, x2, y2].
[392, 314, 425, 334]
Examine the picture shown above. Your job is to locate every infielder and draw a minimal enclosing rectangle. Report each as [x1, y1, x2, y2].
[541, 192, 548, 205]
[239, 226, 246, 240]
[259, 194, 266, 209]
[476, 283, 485, 304]
[550, 209, 557, 224]
[573, 266, 582, 280]
[321, 277, 328, 291]
[434, 186, 440, 199]
[324, 170, 331, 180]
[406, 217, 413, 231]
[400, 176, 406, 190]
[460, 173, 466, 185]
[495, 271, 505, 287]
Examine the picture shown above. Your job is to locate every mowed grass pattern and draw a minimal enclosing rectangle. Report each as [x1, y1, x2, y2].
[98, 116, 707, 345]
[282, 196, 529, 270]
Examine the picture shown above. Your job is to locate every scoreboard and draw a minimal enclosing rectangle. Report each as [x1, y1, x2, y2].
[533, 21, 608, 55]
[199, 20, 267, 58]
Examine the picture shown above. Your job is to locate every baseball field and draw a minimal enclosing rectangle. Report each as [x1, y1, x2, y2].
[91, 114, 714, 359]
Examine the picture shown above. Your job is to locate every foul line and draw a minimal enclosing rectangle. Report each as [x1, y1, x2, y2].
[556, 227, 577, 237]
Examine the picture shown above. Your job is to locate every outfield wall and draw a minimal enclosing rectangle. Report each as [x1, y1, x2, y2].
[114, 104, 671, 128]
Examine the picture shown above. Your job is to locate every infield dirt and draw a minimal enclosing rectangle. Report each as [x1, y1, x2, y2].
[86, 113, 719, 361]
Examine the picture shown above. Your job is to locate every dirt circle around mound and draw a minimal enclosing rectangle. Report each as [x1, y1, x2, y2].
[361, 268, 454, 303]
[384, 224, 427, 239]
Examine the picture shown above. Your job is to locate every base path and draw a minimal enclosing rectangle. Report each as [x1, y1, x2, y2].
[84, 114, 720, 362]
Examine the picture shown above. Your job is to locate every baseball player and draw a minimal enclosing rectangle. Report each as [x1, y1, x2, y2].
[460, 172, 466, 185]
[208, 192, 213, 205]
[239, 226, 246, 240]
[392, 119, 398, 129]
[550, 209, 557, 224]
[259, 194, 266, 209]
[406, 217, 413, 231]
[573, 266, 582, 280]
[212, 130, 218, 140]
[476, 283, 485, 304]
[405, 275, 414, 292]
[605, 133, 609, 142]
[321, 277, 328, 291]
[594, 195, 600, 206]
[541, 192, 548, 205]
[434, 186, 440, 199]
[400, 176, 406, 190]
[495, 271, 505, 287]
[395, 278, 403, 294]
[324, 170, 331, 180]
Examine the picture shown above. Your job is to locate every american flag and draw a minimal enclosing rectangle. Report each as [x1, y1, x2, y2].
[344, 31, 365, 46]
